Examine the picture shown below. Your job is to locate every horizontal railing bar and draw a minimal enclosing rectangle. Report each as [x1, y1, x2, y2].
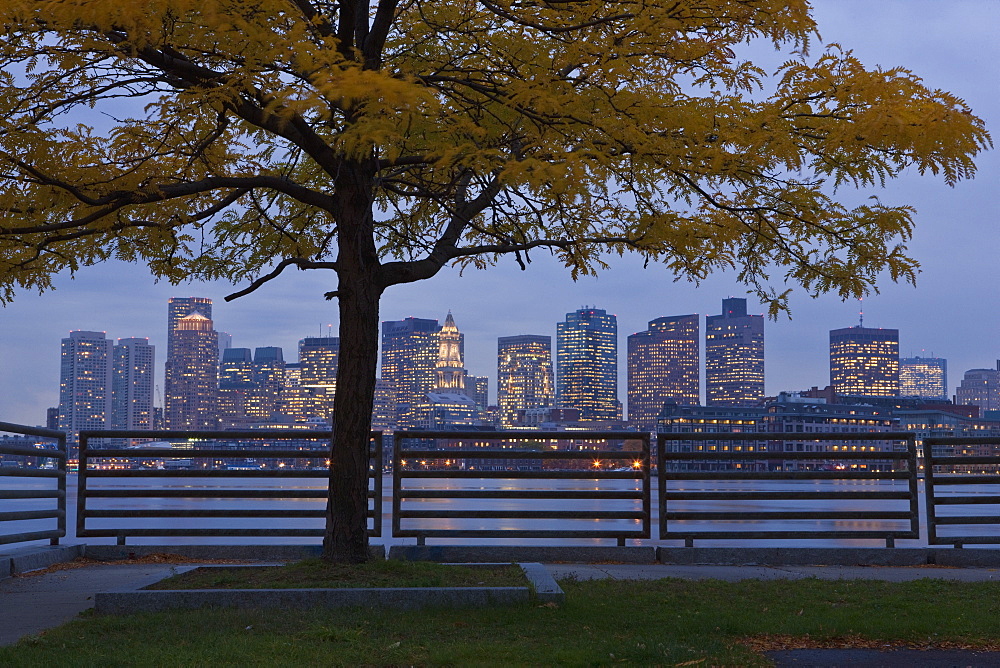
[0, 490, 64, 500]
[395, 510, 646, 520]
[927, 457, 1000, 465]
[925, 437, 1000, 446]
[83, 469, 362, 479]
[930, 496, 1000, 505]
[0, 509, 64, 521]
[81, 490, 332, 499]
[933, 516, 1000, 525]
[923, 476, 1000, 485]
[661, 471, 909, 480]
[663, 511, 914, 521]
[0, 530, 64, 545]
[392, 529, 646, 538]
[395, 449, 644, 460]
[663, 451, 909, 461]
[0, 467, 63, 478]
[78, 529, 330, 537]
[399, 490, 645, 500]
[397, 430, 646, 441]
[0, 445, 66, 459]
[661, 491, 913, 501]
[397, 470, 643, 480]
[79, 429, 334, 440]
[82, 509, 327, 519]
[660, 432, 916, 442]
[660, 530, 918, 539]
[0, 422, 65, 439]
[80, 448, 344, 459]
[929, 536, 1000, 544]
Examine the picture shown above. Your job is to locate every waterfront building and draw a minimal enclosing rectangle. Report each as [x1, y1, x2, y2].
[956, 367, 1000, 412]
[381, 317, 441, 426]
[556, 307, 621, 422]
[111, 337, 155, 434]
[900, 356, 948, 400]
[705, 298, 764, 406]
[164, 311, 219, 429]
[657, 403, 765, 471]
[627, 315, 699, 432]
[497, 334, 555, 428]
[829, 326, 900, 397]
[58, 330, 113, 446]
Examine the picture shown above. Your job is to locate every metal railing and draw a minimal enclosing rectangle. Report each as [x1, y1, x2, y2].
[0, 421, 67, 546]
[77, 430, 381, 545]
[393, 430, 650, 546]
[924, 436, 1000, 547]
[658, 432, 920, 547]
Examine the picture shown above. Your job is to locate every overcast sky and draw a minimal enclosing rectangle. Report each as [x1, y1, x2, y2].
[2, 1, 998, 427]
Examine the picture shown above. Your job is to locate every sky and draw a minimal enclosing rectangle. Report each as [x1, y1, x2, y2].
[2, 1, 999, 427]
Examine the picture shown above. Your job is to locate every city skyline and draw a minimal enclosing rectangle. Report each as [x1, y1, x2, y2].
[3, 1, 1000, 426]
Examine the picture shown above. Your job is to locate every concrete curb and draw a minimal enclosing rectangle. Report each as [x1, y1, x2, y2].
[92, 562, 561, 613]
[389, 545, 656, 564]
[656, 547, 1000, 568]
[1, 545, 84, 576]
[83, 544, 385, 562]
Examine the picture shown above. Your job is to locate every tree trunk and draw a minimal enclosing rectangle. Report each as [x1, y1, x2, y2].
[322, 162, 382, 563]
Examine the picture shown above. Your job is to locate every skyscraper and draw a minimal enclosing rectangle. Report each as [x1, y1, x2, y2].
[829, 326, 900, 397]
[111, 337, 155, 433]
[556, 307, 621, 422]
[164, 311, 219, 429]
[497, 334, 555, 428]
[58, 330, 113, 445]
[900, 356, 948, 400]
[248, 346, 285, 419]
[705, 297, 764, 406]
[627, 314, 699, 432]
[218, 347, 254, 421]
[381, 316, 440, 424]
[167, 297, 211, 359]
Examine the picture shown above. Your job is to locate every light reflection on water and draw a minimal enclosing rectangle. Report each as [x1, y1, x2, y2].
[4, 474, 1000, 549]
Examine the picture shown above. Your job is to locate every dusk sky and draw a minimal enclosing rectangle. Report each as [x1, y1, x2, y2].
[2, 1, 998, 427]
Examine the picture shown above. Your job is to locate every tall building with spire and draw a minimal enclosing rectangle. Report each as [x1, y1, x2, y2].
[58, 330, 114, 446]
[497, 335, 554, 428]
[434, 312, 466, 393]
[556, 307, 621, 422]
[829, 326, 900, 397]
[164, 310, 219, 429]
[627, 314, 699, 432]
[111, 337, 155, 434]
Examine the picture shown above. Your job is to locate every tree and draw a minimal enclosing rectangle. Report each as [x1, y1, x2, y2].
[0, 0, 989, 561]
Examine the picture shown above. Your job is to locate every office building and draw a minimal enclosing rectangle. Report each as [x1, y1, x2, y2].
[705, 297, 764, 406]
[218, 348, 254, 421]
[829, 326, 900, 397]
[556, 307, 621, 422]
[164, 311, 219, 429]
[497, 334, 554, 428]
[248, 346, 285, 419]
[900, 356, 948, 400]
[58, 330, 113, 445]
[111, 337, 155, 434]
[167, 297, 211, 359]
[956, 368, 1000, 412]
[381, 317, 441, 425]
[466, 374, 489, 411]
[627, 315, 699, 432]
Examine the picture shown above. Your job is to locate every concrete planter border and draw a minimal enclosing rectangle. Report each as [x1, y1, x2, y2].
[93, 562, 564, 614]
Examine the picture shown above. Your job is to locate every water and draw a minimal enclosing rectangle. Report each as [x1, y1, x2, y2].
[4, 474, 1000, 549]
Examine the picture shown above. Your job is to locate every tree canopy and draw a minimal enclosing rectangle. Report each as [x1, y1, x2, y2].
[0, 0, 988, 309]
[0, 0, 990, 561]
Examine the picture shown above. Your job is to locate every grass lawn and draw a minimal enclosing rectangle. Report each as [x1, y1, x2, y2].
[4, 577, 1000, 665]
[145, 559, 527, 590]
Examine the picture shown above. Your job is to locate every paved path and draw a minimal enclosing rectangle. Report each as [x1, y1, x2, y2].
[0, 563, 185, 646]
